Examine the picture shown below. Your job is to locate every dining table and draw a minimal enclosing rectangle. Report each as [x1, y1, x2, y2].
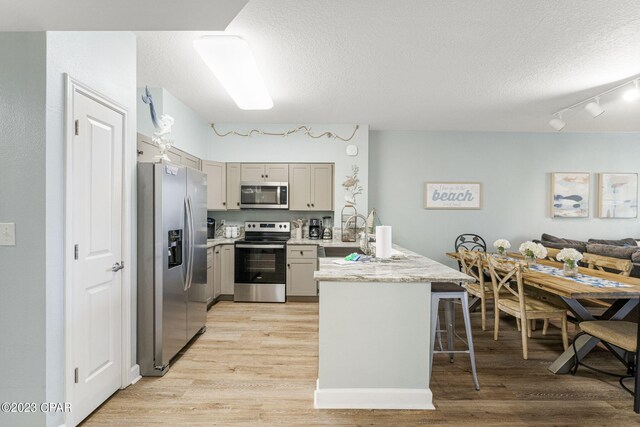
[446, 251, 640, 413]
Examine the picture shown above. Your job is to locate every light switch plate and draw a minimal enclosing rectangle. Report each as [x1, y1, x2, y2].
[0, 223, 16, 246]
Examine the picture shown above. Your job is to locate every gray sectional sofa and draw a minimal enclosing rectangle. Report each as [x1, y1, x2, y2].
[534, 233, 640, 278]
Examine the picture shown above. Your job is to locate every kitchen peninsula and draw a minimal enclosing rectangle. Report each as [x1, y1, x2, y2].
[313, 244, 473, 410]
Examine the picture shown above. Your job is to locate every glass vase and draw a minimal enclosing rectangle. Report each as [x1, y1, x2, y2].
[563, 261, 578, 277]
[497, 248, 507, 259]
[524, 255, 537, 266]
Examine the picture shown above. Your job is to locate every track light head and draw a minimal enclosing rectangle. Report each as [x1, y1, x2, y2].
[584, 98, 604, 118]
[549, 114, 566, 131]
[623, 80, 639, 102]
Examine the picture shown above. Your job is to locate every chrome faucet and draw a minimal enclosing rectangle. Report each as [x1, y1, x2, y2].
[345, 213, 370, 255]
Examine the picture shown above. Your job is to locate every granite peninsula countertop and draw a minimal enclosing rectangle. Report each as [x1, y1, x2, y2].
[314, 244, 474, 283]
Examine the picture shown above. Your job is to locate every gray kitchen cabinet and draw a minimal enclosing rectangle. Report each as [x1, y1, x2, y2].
[286, 245, 318, 296]
[221, 244, 235, 295]
[226, 163, 241, 210]
[207, 247, 214, 306]
[241, 163, 289, 182]
[137, 133, 201, 170]
[203, 161, 227, 210]
[288, 163, 334, 211]
[213, 245, 222, 298]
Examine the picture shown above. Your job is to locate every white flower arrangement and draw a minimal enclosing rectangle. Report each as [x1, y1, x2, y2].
[519, 241, 548, 259]
[493, 239, 511, 251]
[556, 248, 583, 265]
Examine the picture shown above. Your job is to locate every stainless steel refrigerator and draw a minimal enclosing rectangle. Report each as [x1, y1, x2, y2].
[137, 161, 207, 376]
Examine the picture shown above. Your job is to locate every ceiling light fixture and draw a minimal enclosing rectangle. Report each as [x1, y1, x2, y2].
[623, 80, 640, 102]
[549, 74, 640, 131]
[194, 35, 273, 110]
[549, 113, 566, 131]
[584, 97, 604, 118]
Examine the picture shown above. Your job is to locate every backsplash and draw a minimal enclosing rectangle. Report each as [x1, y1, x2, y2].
[209, 210, 334, 239]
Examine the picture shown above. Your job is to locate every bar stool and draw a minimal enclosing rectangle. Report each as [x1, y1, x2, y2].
[430, 282, 480, 391]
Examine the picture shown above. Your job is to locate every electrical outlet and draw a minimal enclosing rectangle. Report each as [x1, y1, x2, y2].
[219, 219, 226, 226]
[0, 223, 16, 246]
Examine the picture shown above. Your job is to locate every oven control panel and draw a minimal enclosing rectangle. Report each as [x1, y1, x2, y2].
[244, 221, 290, 232]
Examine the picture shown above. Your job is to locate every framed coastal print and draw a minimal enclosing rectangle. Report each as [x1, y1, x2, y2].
[551, 172, 589, 218]
[424, 182, 482, 210]
[598, 173, 638, 218]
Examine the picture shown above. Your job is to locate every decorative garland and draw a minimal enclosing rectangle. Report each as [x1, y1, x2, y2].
[211, 123, 359, 141]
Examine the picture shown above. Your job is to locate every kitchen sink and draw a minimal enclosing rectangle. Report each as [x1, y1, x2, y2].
[319, 246, 365, 258]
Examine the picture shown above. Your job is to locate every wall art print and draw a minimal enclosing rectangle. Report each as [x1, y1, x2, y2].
[424, 182, 482, 210]
[598, 173, 638, 218]
[551, 172, 590, 218]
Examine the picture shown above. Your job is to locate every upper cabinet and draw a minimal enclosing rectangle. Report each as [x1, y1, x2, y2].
[240, 163, 289, 182]
[289, 163, 334, 211]
[136, 133, 201, 170]
[226, 163, 241, 210]
[202, 161, 226, 210]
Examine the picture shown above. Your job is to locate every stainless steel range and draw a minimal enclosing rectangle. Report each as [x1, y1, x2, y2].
[234, 221, 290, 302]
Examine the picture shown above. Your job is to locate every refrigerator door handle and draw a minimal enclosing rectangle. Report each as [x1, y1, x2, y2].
[183, 196, 191, 292]
[187, 195, 195, 290]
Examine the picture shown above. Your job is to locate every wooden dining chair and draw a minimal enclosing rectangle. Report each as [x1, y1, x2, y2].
[459, 249, 492, 331]
[544, 247, 561, 262]
[582, 253, 633, 276]
[486, 257, 569, 359]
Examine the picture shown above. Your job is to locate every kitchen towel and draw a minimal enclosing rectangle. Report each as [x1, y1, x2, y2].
[376, 225, 392, 258]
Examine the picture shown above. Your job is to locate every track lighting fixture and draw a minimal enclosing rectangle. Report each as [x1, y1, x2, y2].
[549, 75, 640, 131]
[549, 113, 566, 131]
[623, 80, 639, 102]
[584, 97, 604, 118]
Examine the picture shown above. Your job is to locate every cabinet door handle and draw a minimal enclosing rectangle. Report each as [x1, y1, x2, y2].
[311, 203, 315, 207]
[223, 202, 226, 206]
[300, 251, 304, 256]
[287, 263, 290, 268]
[306, 203, 310, 207]
[137, 150, 143, 155]
[261, 174, 264, 178]
[237, 202, 240, 206]
[265, 174, 268, 178]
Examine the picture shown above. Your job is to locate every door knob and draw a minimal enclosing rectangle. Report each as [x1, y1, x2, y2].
[112, 262, 124, 272]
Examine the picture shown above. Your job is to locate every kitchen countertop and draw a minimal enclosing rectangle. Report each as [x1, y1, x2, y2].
[287, 237, 361, 247]
[206, 238, 239, 248]
[314, 244, 474, 283]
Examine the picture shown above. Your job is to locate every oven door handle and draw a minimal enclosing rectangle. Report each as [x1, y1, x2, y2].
[235, 244, 286, 249]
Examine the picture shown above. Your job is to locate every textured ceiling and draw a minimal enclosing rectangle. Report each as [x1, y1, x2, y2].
[136, 0, 640, 131]
[0, 0, 248, 30]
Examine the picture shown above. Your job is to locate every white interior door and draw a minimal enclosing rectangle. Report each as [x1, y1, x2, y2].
[70, 90, 124, 424]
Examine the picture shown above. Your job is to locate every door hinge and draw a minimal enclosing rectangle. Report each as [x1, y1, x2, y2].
[74, 119, 79, 136]
[74, 367, 79, 383]
[74, 244, 79, 260]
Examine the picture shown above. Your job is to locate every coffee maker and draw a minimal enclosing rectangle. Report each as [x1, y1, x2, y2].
[309, 218, 321, 239]
[207, 218, 216, 239]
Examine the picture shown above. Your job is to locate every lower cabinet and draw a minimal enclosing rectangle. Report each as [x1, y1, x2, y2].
[206, 247, 214, 305]
[220, 244, 235, 295]
[286, 245, 318, 297]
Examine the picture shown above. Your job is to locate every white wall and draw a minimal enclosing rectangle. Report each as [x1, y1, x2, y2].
[136, 87, 211, 159]
[0, 32, 47, 427]
[369, 131, 640, 268]
[45, 31, 137, 427]
[209, 124, 369, 219]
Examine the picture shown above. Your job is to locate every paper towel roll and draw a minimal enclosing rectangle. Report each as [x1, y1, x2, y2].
[375, 226, 392, 259]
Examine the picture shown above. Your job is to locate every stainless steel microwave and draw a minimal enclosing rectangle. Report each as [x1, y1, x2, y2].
[240, 182, 288, 209]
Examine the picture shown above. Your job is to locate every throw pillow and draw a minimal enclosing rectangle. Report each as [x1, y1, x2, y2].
[586, 243, 640, 260]
[587, 238, 638, 247]
[541, 233, 564, 243]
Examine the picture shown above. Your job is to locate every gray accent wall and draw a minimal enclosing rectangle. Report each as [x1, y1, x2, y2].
[369, 131, 640, 267]
[0, 32, 47, 427]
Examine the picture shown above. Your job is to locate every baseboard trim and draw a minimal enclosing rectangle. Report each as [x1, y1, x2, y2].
[128, 364, 141, 386]
[287, 296, 319, 302]
[314, 379, 434, 410]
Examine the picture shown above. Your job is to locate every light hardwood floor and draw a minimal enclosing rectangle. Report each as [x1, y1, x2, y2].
[83, 301, 639, 426]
